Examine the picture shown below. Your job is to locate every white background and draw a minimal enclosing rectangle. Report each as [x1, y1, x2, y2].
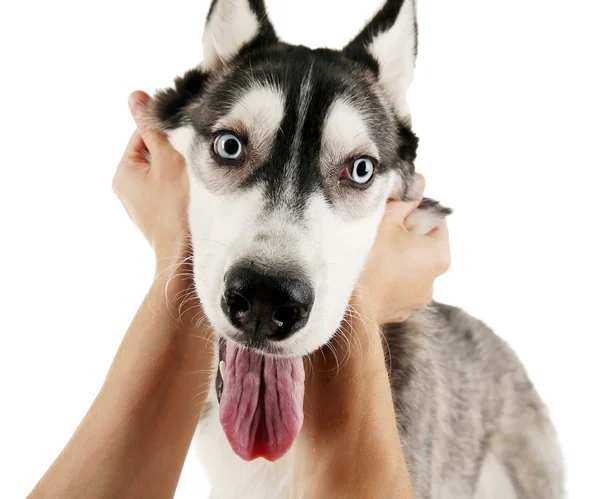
[1, 0, 598, 497]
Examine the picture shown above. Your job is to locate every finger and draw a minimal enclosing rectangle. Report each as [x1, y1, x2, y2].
[121, 130, 149, 164]
[412, 173, 426, 200]
[382, 174, 426, 226]
[422, 221, 451, 275]
[114, 130, 148, 189]
[402, 173, 426, 214]
[128, 90, 170, 154]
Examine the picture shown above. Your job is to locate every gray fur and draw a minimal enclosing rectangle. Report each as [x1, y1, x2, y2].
[383, 302, 564, 498]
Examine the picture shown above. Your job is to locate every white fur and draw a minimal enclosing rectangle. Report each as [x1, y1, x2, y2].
[283, 192, 386, 355]
[321, 98, 378, 165]
[214, 85, 285, 139]
[167, 125, 196, 161]
[405, 205, 446, 235]
[187, 181, 267, 340]
[194, 400, 292, 498]
[183, 174, 386, 358]
[473, 453, 518, 499]
[202, 0, 260, 69]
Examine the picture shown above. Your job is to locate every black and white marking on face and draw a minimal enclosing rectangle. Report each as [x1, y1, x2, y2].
[152, 0, 423, 359]
[184, 46, 415, 219]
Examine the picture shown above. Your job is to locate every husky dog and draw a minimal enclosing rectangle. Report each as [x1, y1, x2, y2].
[151, 0, 564, 497]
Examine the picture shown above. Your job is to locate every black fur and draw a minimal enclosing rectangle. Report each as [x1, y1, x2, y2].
[153, 68, 209, 130]
[418, 198, 453, 216]
[397, 120, 419, 167]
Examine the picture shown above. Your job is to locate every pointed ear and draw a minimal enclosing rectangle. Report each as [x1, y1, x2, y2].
[203, 0, 278, 70]
[343, 0, 417, 121]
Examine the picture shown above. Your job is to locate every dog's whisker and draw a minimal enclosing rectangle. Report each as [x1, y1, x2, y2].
[197, 238, 228, 248]
[183, 333, 219, 346]
[183, 369, 216, 375]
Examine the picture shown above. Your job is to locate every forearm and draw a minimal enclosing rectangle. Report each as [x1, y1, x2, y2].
[30, 263, 214, 498]
[293, 313, 413, 499]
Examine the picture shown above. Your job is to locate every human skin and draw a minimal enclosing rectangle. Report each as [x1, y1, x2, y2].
[29, 91, 449, 499]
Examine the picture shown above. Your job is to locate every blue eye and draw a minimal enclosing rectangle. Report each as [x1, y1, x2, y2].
[214, 133, 244, 160]
[349, 158, 374, 184]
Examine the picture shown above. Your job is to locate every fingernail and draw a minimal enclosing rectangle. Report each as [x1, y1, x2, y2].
[414, 174, 425, 192]
[410, 174, 425, 199]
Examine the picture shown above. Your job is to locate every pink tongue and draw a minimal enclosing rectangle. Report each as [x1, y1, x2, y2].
[219, 340, 305, 461]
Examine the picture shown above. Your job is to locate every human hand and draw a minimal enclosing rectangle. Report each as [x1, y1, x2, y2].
[112, 91, 190, 274]
[353, 174, 451, 325]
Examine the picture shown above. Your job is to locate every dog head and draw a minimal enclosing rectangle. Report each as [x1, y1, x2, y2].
[153, 0, 421, 358]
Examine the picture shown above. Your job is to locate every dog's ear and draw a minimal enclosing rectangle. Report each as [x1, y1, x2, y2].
[152, 1, 277, 131]
[203, 0, 278, 71]
[343, 0, 417, 122]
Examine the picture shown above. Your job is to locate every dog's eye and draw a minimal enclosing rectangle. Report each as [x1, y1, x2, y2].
[346, 158, 375, 185]
[214, 133, 244, 160]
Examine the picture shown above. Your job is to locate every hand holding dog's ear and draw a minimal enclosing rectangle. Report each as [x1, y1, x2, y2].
[127, 90, 171, 156]
[113, 91, 190, 272]
[354, 174, 451, 325]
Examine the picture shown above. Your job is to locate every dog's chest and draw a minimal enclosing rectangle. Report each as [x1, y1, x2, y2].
[194, 403, 292, 499]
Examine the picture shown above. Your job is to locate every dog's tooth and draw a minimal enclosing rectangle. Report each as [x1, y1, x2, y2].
[219, 360, 226, 381]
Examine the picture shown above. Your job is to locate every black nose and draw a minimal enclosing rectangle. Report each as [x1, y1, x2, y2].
[221, 265, 314, 342]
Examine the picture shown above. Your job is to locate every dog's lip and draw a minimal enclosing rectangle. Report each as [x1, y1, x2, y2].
[216, 338, 226, 403]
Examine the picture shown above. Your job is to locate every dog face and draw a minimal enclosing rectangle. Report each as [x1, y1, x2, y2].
[153, 0, 420, 358]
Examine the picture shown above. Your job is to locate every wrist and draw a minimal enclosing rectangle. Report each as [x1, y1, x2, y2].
[350, 287, 382, 327]
[154, 236, 190, 272]
[296, 405, 408, 498]
[149, 256, 212, 368]
[302, 315, 390, 438]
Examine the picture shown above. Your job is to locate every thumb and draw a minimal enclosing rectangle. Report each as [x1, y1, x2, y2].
[128, 90, 169, 154]
[383, 173, 426, 226]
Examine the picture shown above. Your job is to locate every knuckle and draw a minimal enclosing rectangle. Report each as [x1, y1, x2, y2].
[172, 151, 186, 169]
[438, 252, 451, 274]
[420, 288, 434, 306]
[396, 311, 410, 322]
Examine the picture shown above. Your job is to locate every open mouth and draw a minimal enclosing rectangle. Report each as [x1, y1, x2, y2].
[216, 337, 305, 462]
